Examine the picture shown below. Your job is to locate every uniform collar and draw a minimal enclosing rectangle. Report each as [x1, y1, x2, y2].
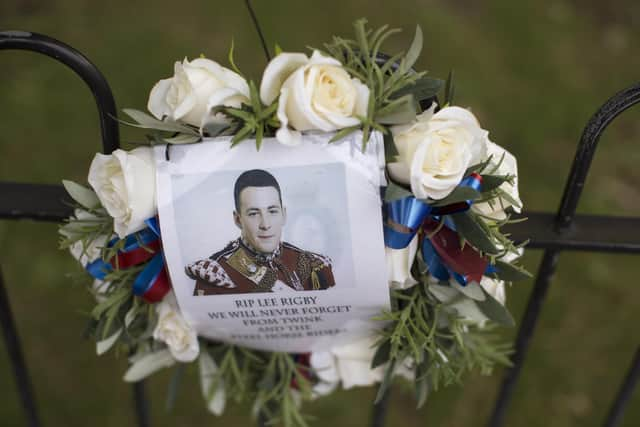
[239, 238, 282, 263]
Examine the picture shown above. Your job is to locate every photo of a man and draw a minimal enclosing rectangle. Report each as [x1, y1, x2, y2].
[185, 169, 335, 295]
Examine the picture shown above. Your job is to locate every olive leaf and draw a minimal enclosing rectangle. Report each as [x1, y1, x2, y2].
[402, 25, 423, 73]
[121, 108, 199, 135]
[451, 211, 500, 255]
[475, 287, 515, 327]
[62, 180, 100, 209]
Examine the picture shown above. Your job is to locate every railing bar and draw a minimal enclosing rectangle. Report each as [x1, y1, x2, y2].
[0, 182, 73, 222]
[0, 263, 42, 427]
[556, 83, 640, 231]
[0, 31, 120, 154]
[602, 347, 640, 427]
[7, 184, 640, 253]
[370, 388, 391, 427]
[132, 381, 150, 427]
[257, 412, 267, 427]
[487, 249, 559, 427]
[488, 82, 640, 427]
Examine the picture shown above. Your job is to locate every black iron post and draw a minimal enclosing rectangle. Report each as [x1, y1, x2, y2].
[487, 83, 640, 427]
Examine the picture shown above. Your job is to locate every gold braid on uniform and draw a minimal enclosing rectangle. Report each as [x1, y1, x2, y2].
[257, 268, 277, 290]
[309, 255, 329, 290]
[237, 239, 305, 291]
[295, 253, 312, 285]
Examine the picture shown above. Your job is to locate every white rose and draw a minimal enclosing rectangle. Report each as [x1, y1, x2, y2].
[472, 140, 522, 220]
[148, 57, 250, 129]
[260, 51, 370, 146]
[153, 292, 199, 362]
[386, 235, 419, 290]
[88, 147, 156, 238]
[310, 336, 384, 390]
[388, 104, 488, 200]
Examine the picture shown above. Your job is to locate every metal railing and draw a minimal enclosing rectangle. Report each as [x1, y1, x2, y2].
[1, 31, 638, 427]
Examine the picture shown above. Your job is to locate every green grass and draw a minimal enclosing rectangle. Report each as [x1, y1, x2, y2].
[1, 1, 639, 426]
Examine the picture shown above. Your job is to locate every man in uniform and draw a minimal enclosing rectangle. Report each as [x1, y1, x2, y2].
[185, 169, 335, 295]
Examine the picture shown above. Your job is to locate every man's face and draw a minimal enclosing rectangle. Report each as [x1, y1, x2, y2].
[234, 186, 286, 254]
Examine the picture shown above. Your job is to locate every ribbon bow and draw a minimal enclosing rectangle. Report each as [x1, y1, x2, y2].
[86, 218, 171, 303]
[383, 173, 494, 287]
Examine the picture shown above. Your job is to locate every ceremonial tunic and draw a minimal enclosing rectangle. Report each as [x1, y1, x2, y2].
[185, 239, 335, 295]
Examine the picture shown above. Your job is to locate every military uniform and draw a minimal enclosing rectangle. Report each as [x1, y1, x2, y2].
[186, 239, 335, 295]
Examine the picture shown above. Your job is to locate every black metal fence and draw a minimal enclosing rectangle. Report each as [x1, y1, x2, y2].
[1, 30, 638, 427]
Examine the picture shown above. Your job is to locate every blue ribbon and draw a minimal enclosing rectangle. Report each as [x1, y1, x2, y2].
[383, 173, 482, 250]
[85, 217, 168, 300]
[131, 217, 166, 298]
[144, 217, 161, 237]
[132, 252, 165, 297]
[383, 198, 432, 249]
[384, 173, 501, 287]
[86, 257, 112, 280]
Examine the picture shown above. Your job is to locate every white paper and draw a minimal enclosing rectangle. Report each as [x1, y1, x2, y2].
[155, 131, 390, 352]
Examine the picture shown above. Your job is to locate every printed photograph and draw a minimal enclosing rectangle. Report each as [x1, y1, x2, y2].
[185, 169, 336, 295]
[169, 161, 356, 296]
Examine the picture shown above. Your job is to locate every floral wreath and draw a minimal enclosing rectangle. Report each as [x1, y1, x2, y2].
[59, 19, 529, 426]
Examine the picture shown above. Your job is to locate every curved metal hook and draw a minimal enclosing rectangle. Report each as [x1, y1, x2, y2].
[0, 30, 120, 154]
[488, 82, 640, 427]
[556, 83, 640, 231]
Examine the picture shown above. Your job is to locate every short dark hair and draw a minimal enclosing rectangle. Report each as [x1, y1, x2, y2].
[233, 169, 282, 211]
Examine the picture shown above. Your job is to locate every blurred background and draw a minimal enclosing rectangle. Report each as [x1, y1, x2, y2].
[1, 1, 639, 426]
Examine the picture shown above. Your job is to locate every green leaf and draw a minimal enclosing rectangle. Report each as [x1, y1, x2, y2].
[165, 364, 185, 411]
[465, 155, 493, 176]
[199, 350, 226, 415]
[353, 18, 370, 58]
[450, 280, 486, 301]
[403, 25, 423, 72]
[228, 38, 243, 76]
[428, 284, 459, 303]
[231, 124, 254, 146]
[444, 70, 455, 105]
[374, 360, 395, 404]
[451, 211, 500, 255]
[495, 187, 522, 209]
[415, 363, 430, 408]
[428, 186, 481, 207]
[121, 109, 198, 135]
[249, 80, 262, 112]
[257, 101, 278, 121]
[224, 108, 255, 122]
[329, 125, 360, 143]
[383, 132, 399, 163]
[384, 180, 413, 202]
[96, 327, 122, 355]
[494, 260, 532, 281]
[475, 288, 515, 327]
[123, 349, 176, 382]
[274, 43, 283, 56]
[255, 124, 264, 151]
[380, 52, 405, 76]
[390, 76, 444, 103]
[371, 340, 391, 369]
[371, 27, 401, 60]
[202, 122, 230, 137]
[163, 134, 201, 144]
[480, 174, 511, 192]
[62, 180, 100, 209]
[376, 94, 417, 124]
